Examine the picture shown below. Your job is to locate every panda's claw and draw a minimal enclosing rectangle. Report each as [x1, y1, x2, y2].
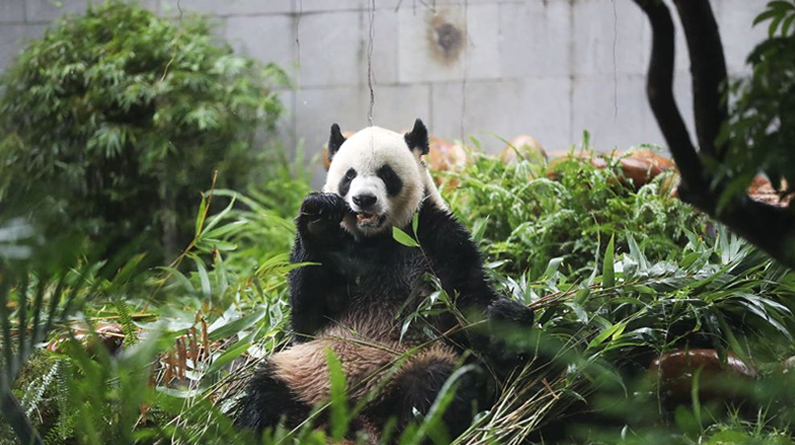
[299, 192, 348, 221]
[298, 192, 350, 240]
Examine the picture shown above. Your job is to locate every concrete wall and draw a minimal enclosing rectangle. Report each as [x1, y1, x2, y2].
[0, 0, 767, 184]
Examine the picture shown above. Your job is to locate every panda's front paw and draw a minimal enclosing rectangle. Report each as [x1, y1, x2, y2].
[300, 193, 347, 221]
[485, 298, 535, 367]
[298, 193, 349, 237]
[486, 298, 535, 326]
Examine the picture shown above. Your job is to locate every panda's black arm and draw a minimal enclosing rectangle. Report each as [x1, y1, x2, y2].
[415, 203, 501, 310]
[415, 203, 535, 359]
[288, 193, 351, 340]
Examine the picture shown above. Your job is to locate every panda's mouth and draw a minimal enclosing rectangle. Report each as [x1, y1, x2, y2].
[355, 211, 386, 228]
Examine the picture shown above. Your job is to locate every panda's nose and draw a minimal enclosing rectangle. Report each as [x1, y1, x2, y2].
[352, 193, 377, 209]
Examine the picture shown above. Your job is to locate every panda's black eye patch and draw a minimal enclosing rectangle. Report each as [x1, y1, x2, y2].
[377, 165, 403, 196]
[339, 168, 356, 196]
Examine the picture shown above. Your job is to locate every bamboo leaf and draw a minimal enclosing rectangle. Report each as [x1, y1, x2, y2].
[326, 349, 349, 441]
[603, 234, 615, 288]
[392, 227, 419, 248]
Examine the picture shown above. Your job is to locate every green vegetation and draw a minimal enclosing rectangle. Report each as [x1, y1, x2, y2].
[0, 2, 287, 263]
[1, 142, 794, 445]
[1, 2, 794, 444]
[447, 139, 698, 276]
[719, 0, 795, 203]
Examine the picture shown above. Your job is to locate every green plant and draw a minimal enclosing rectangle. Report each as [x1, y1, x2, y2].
[3, 135, 795, 445]
[717, 0, 795, 205]
[0, 1, 287, 263]
[447, 140, 703, 277]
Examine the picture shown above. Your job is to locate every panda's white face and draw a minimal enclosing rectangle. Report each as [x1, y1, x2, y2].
[323, 125, 439, 238]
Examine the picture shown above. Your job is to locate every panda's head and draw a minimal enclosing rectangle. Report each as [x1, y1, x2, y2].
[323, 119, 445, 238]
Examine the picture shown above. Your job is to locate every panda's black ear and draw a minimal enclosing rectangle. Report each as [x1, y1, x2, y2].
[404, 118, 429, 156]
[328, 123, 347, 161]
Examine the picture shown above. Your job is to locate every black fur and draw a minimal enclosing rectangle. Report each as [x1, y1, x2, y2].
[404, 119, 430, 155]
[377, 165, 403, 197]
[339, 168, 357, 197]
[328, 123, 347, 161]
[235, 362, 311, 432]
[366, 357, 484, 440]
[237, 188, 534, 438]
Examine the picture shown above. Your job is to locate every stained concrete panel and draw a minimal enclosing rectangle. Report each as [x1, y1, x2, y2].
[0, 24, 45, 72]
[573, 0, 647, 77]
[431, 78, 571, 153]
[499, 0, 570, 79]
[160, 0, 293, 16]
[398, 3, 501, 82]
[226, 14, 296, 76]
[572, 74, 656, 151]
[26, 0, 157, 22]
[294, 8, 398, 87]
[0, 0, 25, 23]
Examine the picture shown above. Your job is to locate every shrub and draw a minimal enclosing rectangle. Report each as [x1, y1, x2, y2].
[447, 142, 704, 277]
[0, 1, 287, 263]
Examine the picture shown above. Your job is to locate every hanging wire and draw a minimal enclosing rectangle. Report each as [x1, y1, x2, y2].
[296, 0, 303, 70]
[459, 0, 469, 145]
[367, 0, 376, 127]
[611, 0, 619, 119]
[160, 0, 184, 81]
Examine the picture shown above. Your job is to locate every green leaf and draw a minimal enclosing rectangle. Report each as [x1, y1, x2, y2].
[768, 1, 795, 11]
[195, 193, 207, 236]
[754, 9, 780, 26]
[202, 332, 255, 378]
[782, 13, 795, 35]
[541, 257, 564, 280]
[392, 227, 419, 248]
[192, 256, 212, 300]
[691, 366, 703, 430]
[602, 234, 615, 288]
[200, 195, 237, 237]
[325, 349, 349, 441]
[208, 307, 267, 341]
[588, 322, 626, 349]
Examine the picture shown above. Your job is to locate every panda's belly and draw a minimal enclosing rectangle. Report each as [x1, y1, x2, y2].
[271, 239, 453, 406]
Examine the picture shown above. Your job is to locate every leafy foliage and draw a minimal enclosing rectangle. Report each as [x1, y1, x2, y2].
[0, 1, 287, 262]
[447, 140, 700, 277]
[718, 0, 795, 204]
[3, 144, 794, 444]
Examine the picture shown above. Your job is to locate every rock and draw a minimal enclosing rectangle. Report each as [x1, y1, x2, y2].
[427, 135, 469, 188]
[499, 135, 547, 165]
[547, 149, 676, 190]
[428, 136, 468, 172]
[649, 349, 757, 406]
[546, 151, 609, 181]
[619, 149, 676, 188]
[747, 175, 792, 208]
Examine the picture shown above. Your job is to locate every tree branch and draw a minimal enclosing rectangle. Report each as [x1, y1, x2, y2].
[633, 0, 795, 268]
[673, 0, 729, 159]
[632, 0, 708, 195]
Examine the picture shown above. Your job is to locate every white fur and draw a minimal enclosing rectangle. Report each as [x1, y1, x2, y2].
[323, 126, 447, 238]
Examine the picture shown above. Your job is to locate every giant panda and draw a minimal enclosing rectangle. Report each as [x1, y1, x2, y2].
[236, 119, 535, 442]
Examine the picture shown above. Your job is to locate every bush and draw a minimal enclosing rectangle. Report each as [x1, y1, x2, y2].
[0, 1, 287, 263]
[447, 141, 703, 277]
[717, 1, 795, 204]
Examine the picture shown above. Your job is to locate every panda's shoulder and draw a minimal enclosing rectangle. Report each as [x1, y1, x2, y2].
[418, 198, 459, 228]
[417, 198, 474, 246]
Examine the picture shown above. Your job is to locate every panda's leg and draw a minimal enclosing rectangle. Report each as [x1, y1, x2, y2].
[365, 346, 483, 440]
[235, 360, 313, 433]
